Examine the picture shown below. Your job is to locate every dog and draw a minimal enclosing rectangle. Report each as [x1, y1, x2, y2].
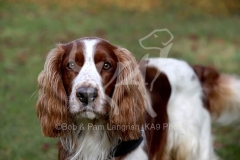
[37, 37, 240, 160]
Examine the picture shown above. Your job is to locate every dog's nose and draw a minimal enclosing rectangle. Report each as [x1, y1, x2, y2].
[76, 87, 98, 105]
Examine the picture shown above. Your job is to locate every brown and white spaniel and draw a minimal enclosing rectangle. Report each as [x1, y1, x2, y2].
[37, 37, 240, 160]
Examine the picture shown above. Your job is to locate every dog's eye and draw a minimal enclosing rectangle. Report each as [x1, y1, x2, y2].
[102, 62, 111, 70]
[67, 62, 75, 69]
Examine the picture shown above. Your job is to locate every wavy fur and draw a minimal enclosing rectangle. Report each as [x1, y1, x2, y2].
[37, 44, 72, 137]
[110, 48, 149, 141]
[193, 65, 240, 124]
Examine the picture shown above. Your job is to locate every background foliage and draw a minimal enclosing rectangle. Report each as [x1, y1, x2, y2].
[0, 0, 240, 159]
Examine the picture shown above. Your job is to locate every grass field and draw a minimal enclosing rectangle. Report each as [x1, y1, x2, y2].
[0, 0, 240, 159]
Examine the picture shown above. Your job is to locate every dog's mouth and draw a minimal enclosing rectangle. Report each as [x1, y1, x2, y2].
[79, 108, 96, 114]
[75, 108, 102, 120]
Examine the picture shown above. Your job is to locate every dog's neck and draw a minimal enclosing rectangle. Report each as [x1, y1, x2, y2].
[60, 119, 118, 160]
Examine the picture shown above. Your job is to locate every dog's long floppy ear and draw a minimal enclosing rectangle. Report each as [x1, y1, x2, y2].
[37, 44, 71, 137]
[110, 47, 148, 141]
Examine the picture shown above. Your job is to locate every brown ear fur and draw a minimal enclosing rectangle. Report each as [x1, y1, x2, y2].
[110, 48, 148, 141]
[37, 44, 71, 137]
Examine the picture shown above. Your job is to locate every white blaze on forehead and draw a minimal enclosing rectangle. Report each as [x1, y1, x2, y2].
[73, 39, 102, 87]
[84, 39, 98, 58]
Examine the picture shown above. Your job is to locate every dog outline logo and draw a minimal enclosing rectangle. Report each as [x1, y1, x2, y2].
[139, 29, 174, 58]
[139, 29, 174, 92]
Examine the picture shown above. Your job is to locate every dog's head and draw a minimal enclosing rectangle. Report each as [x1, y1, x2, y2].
[37, 37, 148, 140]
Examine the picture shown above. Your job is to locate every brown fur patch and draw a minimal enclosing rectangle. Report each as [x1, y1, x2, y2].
[95, 40, 118, 98]
[37, 45, 72, 137]
[141, 65, 171, 160]
[61, 42, 85, 96]
[192, 65, 235, 117]
[109, 48, 148, 141]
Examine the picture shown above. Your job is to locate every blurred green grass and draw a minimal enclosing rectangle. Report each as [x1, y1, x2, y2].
[0, 0, 240, 159]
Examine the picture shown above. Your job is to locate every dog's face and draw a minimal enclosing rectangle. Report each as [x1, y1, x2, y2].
[37, 37, 148, 140]
[61, 38, 118, 120]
